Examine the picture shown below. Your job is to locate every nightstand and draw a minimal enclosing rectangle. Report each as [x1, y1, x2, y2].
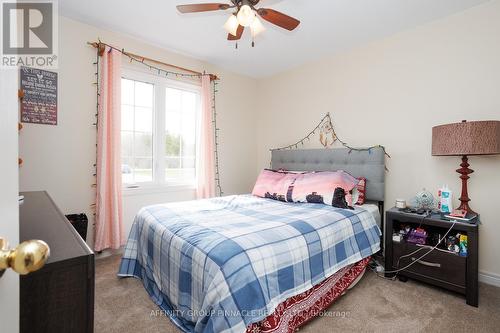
[384, 208, 479, 307]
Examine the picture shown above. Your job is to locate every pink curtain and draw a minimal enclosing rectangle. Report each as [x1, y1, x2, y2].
[95, 46, 124, 251]
[196, 75, 216, 199]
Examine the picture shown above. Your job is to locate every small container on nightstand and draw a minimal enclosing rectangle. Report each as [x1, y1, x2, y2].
[384, 207, 479, 307]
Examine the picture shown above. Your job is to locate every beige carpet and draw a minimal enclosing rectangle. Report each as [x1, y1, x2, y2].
[95, 255, 500, 333]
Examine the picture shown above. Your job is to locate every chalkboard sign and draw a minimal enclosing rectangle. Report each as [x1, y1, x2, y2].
[20, 67, 58, 125]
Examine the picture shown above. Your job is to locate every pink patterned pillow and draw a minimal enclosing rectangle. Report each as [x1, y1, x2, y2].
[252, 169, 299, 202]
[291, 171, 359, 206]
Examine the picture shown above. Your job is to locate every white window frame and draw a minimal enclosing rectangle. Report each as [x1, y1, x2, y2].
[121, 67, 201, 195]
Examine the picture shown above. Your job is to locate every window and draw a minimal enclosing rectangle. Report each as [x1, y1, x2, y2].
[121, 70, 200, 189]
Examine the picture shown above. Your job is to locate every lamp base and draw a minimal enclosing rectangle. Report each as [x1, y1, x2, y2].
[456, 155, 477, 215]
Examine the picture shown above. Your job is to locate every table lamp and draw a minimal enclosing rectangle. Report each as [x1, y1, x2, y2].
[432, 120, 500, 215]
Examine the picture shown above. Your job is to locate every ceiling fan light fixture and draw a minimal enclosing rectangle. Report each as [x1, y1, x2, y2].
[224, 14, 239, 36]
[236, 4, 255, 27]
[250, 16, 265, 37]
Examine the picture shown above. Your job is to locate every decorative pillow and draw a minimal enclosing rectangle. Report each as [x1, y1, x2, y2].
[291, 171, 359, 206]
[252, 169, 300, 202]
[355, 177, 367, 205]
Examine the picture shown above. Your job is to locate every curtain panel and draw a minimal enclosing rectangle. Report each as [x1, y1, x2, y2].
[95, 46, 124, 251]
[196, 76, 216, 199]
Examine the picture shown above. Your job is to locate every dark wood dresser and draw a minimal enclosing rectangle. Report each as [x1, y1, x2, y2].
[20, 191, 94, 333]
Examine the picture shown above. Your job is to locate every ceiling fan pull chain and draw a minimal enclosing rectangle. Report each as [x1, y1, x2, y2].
[235, 42, 238, 49]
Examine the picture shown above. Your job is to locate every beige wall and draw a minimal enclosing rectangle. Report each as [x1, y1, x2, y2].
[256, 1, 500, 279]
[19, 16, 258, 247]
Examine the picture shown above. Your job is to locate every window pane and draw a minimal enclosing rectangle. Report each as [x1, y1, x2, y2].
[133, 158, 153, 183]
[165, 111, 181, 136]
[135, 81, 154, 107]
[135, 107, 153, 132]
[122, 105, 134, 131]
[121, 156, 134, 185]
[182, 156, 196, 169]
[181, 142, 196, 162]
[182, 91, 196, 114]
[134, 132, 153, 158]
[165, 132, 180, 157]
[122, 79, 134, 105]
[121, 77, 154, 185]
[181, 111, 196, 157]
[164, 86, 199, 184]
[165, 157, 180, 169]
[165, 88, 181, 112]
[121, 131, 134, 158]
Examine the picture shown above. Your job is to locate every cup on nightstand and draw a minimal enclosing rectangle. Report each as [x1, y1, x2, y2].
[395, 199, 407, 209]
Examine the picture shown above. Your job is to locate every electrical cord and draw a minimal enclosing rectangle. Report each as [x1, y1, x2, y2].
[371, 217, 458, 279]
[369, 212, 431, 280]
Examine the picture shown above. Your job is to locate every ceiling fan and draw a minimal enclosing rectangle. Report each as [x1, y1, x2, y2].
[176, 0, 300, 45]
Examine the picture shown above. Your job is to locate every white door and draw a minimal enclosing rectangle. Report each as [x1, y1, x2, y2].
[0, 68, 20, 332]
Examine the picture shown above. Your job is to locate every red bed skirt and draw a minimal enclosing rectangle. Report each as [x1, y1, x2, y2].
[246, 257, 371, 333]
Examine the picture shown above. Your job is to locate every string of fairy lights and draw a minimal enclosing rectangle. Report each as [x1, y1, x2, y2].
[91, 40, 216, 80]
[212, 80, 224, 196]
[271, 112, 390, 163]
[90, 41, 224, 203]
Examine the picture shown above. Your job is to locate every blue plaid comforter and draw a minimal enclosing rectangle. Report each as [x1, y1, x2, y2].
[118, 195, 380, 333]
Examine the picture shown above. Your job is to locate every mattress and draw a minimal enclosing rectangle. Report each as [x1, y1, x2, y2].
[118, 195, 381, 333]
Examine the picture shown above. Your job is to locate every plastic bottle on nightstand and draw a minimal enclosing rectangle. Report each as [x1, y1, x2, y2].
[438, 185, 453, 213]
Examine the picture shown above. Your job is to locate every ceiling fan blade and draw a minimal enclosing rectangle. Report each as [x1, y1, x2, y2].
[228, 25, 244, 40]
[257, 8, 300, 31]
[177, 3, 230, 13]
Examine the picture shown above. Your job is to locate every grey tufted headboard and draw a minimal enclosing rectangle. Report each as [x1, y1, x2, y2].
[271, 147, 386, 202]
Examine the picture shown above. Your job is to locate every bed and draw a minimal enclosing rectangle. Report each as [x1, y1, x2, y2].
[118, 148, 386, 333]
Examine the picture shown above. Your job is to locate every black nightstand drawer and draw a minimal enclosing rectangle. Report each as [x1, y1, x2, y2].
[393, 241, 466, 287]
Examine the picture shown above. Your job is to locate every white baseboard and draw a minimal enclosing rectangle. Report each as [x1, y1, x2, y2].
[479, 271, 500, 287]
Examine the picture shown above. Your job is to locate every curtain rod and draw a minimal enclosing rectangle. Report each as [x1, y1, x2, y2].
[87, 41, 219, 81]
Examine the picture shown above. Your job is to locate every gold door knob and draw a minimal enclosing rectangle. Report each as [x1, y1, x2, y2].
[0, 238, 50, 276]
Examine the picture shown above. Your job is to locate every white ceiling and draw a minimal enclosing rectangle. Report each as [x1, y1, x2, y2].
[59, 0, 490, 78]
